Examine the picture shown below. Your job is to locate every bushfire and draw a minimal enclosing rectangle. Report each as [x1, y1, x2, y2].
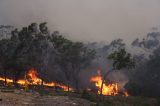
[90, 69, 129, 96]
[0, 68, 71, 91]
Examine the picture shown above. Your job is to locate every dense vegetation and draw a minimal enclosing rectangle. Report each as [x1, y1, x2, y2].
[0, 23, 160, 98]
[0, 23, 95, 90]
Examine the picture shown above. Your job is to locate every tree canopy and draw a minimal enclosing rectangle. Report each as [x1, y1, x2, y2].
[0, 23, 95, 88]
[108, 48, 135, 70]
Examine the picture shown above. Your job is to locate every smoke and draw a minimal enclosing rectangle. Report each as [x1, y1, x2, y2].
[0, 0, 160, 43]
[109, 70, 128, 89]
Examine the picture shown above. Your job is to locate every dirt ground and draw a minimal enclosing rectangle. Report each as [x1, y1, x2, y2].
[1, 89, 159, 106]
[0, 89, 94, 106]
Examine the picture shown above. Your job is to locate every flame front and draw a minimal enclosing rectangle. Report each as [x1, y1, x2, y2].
[0, 68, 72, 91]
[0, 77, 13, 84]
[90, 73, 118, 96]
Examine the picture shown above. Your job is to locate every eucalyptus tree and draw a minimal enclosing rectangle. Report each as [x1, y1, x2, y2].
[0, 39, 12, 85]
[0, 22, 95, 90]
[0, 28, 20, 85]
[100, 48, 135, 97]
[51, 32, 95, 92]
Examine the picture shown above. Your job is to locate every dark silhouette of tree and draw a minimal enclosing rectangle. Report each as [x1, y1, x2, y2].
[108, 49, 135, 70]
[0, 22, 95, 91]
[100, 48, 135, 98]
[50, 32, 95, 92]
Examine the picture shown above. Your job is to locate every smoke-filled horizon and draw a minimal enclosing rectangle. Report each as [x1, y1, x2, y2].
[0, 0, 160, 43]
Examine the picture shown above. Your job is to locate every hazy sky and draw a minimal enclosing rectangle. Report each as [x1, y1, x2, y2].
[0, 0, 160, 43]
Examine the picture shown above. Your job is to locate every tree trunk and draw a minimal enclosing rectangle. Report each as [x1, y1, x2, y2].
[67, 82, 70, 93]
[72, 64, 80, 92]
[41, 79, 44, 86]
[4, 70, 7, 86]
[75, 68, 80, 93]
[13, 74, 17, 87]
[100, 69, 113, 101]
[54, 81, 57, 92]
[75, 79, 79, 92]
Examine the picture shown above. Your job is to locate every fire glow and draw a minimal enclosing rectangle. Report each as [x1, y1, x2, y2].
[0, 68, 71, 91]
[90, 69, 128, 96]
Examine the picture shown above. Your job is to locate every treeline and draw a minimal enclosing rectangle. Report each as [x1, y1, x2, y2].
[0, 22, 95, 90]
[1, 22, 160, 97]
[124, 32, 160, 97]
[88, 32, 160, 97]
[125, 48, 160, 97]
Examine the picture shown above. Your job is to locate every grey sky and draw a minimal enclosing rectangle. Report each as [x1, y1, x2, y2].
[0, 0, 160, 43]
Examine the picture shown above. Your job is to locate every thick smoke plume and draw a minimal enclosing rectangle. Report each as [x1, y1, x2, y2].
[0, 0, 160, 42]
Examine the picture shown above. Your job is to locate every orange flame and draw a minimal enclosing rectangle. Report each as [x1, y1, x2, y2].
[90, 72, 118, 96]
[124, 91, 129, 97]
[27, 68, 42, 85]
[0, 77, 13, 84]
[0, 68, 72, 91]
[90, 69, 129, 96]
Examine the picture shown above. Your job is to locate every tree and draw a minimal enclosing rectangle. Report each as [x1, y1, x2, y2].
[51, 33, 95, 92]
[18, 22, 56, 87]
[0, 22, 95, 91]
[126, 46, 160, 96]
[108, 48, 135, 70]
[0, 22, 55, 86]
[0, 28, 20, 85]
[66, 42, 95, 91]
[0, 39, 12, 85]
[100, 48, 135, 98]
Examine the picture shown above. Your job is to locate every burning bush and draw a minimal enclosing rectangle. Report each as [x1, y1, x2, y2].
[90, 70, 128, 96]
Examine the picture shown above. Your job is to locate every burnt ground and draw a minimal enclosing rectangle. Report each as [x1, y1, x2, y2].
[0, 89, 94, 106]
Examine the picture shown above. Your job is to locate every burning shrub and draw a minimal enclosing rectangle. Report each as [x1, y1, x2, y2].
[90, 70, 129, 96]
